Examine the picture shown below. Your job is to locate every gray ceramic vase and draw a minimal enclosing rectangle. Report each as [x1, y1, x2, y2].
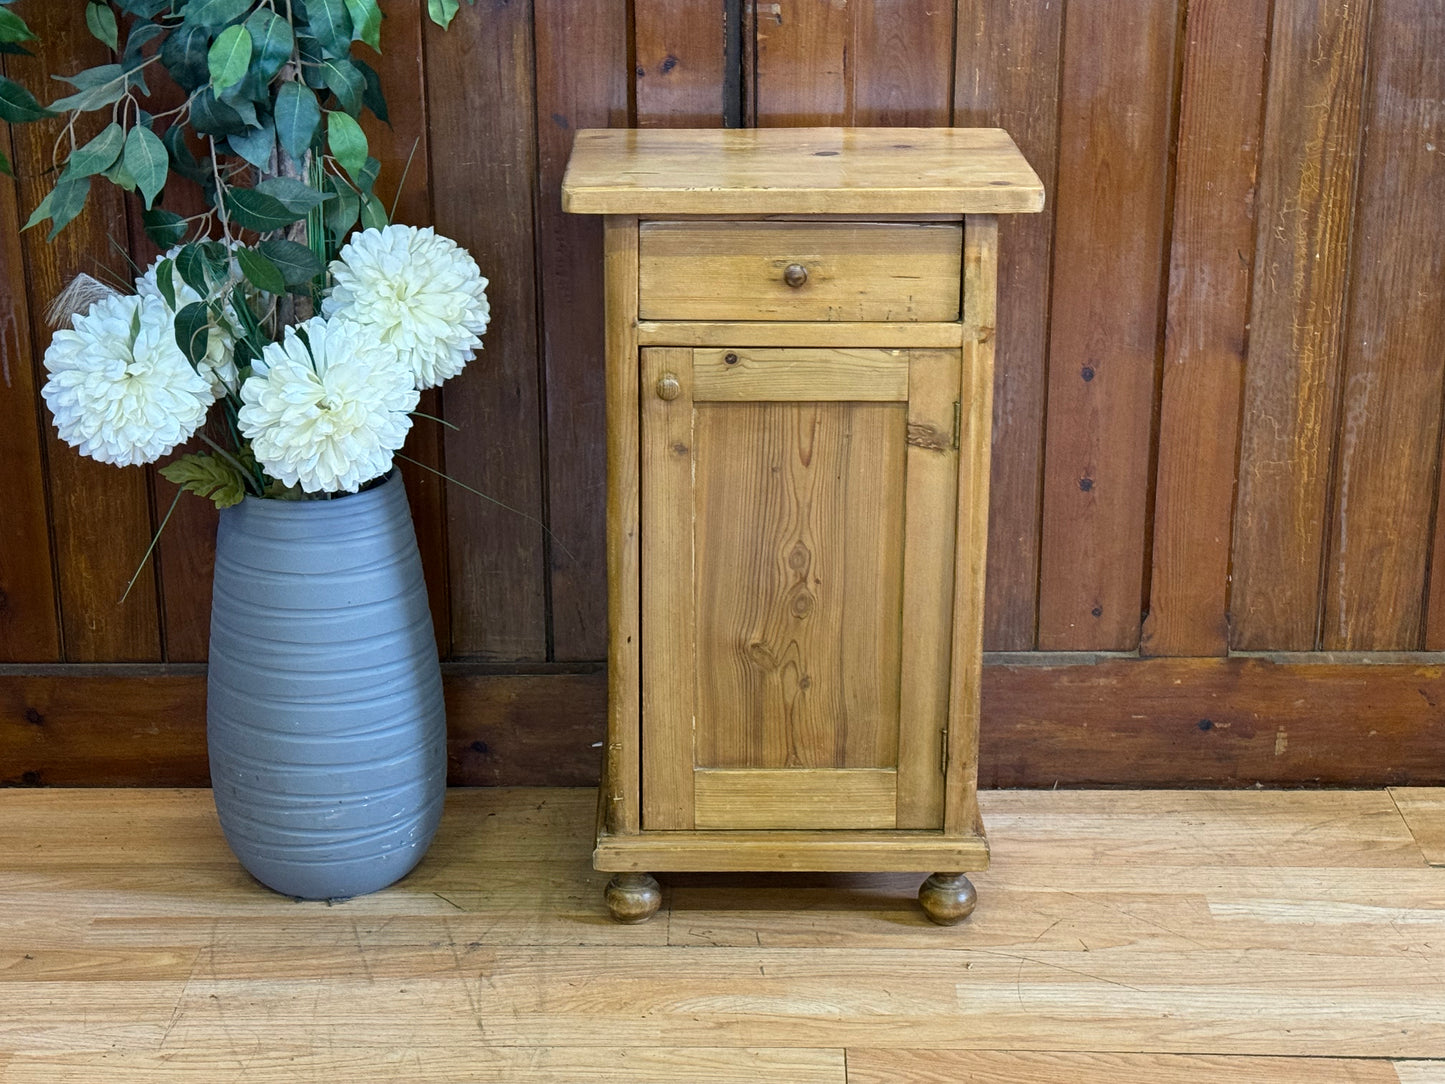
[207, 470, 446, 899]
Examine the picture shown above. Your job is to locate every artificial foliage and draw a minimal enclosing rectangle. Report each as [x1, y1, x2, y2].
[0, 0, 488, 511]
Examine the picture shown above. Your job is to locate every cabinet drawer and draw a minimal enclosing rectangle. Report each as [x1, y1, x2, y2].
[638, 221, 962, 322]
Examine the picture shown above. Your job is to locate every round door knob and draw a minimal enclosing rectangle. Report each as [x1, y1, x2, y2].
[783, 263, 809, 288]
[657, 373, 681, 401]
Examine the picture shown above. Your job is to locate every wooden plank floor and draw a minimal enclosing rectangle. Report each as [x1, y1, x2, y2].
[1, 788, 1442, 1082]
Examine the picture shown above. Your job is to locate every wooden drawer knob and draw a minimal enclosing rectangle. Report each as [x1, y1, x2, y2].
[783, 263, 809, 288]
[656, 373, 681, 401]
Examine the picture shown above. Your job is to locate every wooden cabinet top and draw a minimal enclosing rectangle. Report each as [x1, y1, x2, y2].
[561, 128, 1044, 216]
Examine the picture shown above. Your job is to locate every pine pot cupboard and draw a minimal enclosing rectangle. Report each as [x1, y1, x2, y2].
[562, 128, 1043, 923]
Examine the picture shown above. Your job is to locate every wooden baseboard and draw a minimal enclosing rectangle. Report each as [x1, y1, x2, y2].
[2, 655, 1442, 787]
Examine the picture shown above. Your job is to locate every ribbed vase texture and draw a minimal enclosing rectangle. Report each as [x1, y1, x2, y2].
[207, 471, 446, 899]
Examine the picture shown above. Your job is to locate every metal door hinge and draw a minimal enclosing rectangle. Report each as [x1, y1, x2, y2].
[940, 726, 950, 775]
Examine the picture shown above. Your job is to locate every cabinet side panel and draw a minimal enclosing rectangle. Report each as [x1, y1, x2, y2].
[695, 401, 905, 771]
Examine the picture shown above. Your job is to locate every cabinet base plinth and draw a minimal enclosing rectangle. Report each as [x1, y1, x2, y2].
[594, 826, 989, 874]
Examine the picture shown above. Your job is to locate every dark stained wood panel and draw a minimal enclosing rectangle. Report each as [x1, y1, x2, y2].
[1321, 0, 1445, 650]
[424, 0, 548, 659]
[1141, 0, 1271, 657]
[9, 657, 1445, 789]
[953, 0, 1064, 651]
[1036, 0, 1182, 651]
[753, 0, 848, 126]
[367, 0, 452, 657]
[635, 0, 727, 127]
[534, 0, 629, 660]
[1229, 0, 1372, 651]
[5, 13, 163, 663]
[0, 121, 61, 663]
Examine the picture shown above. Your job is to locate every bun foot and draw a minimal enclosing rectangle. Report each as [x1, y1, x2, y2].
[604, 872, 662, 923]
[918, 872, 977, 925]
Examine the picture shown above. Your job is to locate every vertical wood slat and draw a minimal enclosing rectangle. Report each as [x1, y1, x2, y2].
[534, 0, 629, 660]
[603, 215, 641, 834]
[953, 0, 1064, 652]
[1323, 0, 1445, 650]
[424, 0, 547, 659]
[640, 347, 695, 830]
[635, 0, 728, 127]
[1141, 0, 1272, 657]
[751, 0, 952, 127]
[0, 119, 61, 662]
[896, 349, 960, 830]
[945, 216, 997, 838]
[5, 14, 162, 663]
[369, 0, 451, 657]
[1229, 0, 1373, 651]
[1036, 0, 1182, 652]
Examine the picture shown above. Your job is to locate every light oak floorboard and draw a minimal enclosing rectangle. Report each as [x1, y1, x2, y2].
[0, 787, 1441, 1076]
[1392, 788, 1445, 866]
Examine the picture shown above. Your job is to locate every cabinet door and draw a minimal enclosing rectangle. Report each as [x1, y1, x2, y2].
[640, 347, 961, 831]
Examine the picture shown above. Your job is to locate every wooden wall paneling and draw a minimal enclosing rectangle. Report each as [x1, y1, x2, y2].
[1140, 0, 1272, 657]
[635, 0, 728, 127]
[10, 656, 1445, 788]
[424, 1, 548, 659]
[534, 0, 628, 660]
[366, 0, 452, 656]
[1228, 0, 1373, 651]
[1035, 0, 1182, 651]
[1321, 0, 1445, 650]
[953, 0, 1064, 651]
[1431, 426, 1445, 647]
[751, 0, 952, 127]
[4, 14, 163, 663]
[0, 121, 61, 663]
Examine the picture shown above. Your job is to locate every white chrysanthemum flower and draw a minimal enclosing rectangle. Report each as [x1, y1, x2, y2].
[41, 292, 213, 467]
[135, 245, 240, 398]
[322, 224, 490, 390]
[238, 317, 419, 494]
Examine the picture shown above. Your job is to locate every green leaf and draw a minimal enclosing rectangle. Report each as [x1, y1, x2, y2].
[159, 452, 247, 509]
[62, 122, 125, 179]
[173, 301, 214, 367]
[255, 176, 333, 213]
[189, 89, 247, 136]
[237, 247, 285, 294]
[344, 0, 382, 52]
[323, 174, 360, 243]
[103, 150, 137, 191]
[244, 9, 293, 82]
[176, 244, 211, 297]
[0, 75, 53, 122]
[160, 22, 210, 89]
[274, 81, 320, 162]
[22, 189, 53, 231]
[49, 65, 129, 113]
[45, 176, 93, 240]
[427, 0, 460, 30]
[353, 57, 388, 123]
[0, 43, 35, 58]
[326, 109, 367, 181]
[153, 256, 178, 309]
[359, 190, 387, 231]
[0, 148, 10, 177]
[121, 21, 166, 71]
[307, 0, 353, 58]
[184, 0, 253, 30]
[226, 116, 275, 168]
[0, 7, 37, 44]
[123, 124, 168, 210]
[224, 187, 307, 232]
[207, 24, 252, 93]
[143, 209, 188, 251]
[85, 3, 119, 50]
[258, 238, 324, 286]
[317, 57, 364, 117]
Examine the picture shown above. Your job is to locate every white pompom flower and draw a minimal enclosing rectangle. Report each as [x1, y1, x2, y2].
[322, 224, 490, 390]
[41, 292, 213, 467]
[135, 246, 240, 398]
[238, 316, 419, 495]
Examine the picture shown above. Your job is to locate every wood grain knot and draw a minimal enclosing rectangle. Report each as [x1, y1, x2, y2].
[906, 423, 949, 452]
